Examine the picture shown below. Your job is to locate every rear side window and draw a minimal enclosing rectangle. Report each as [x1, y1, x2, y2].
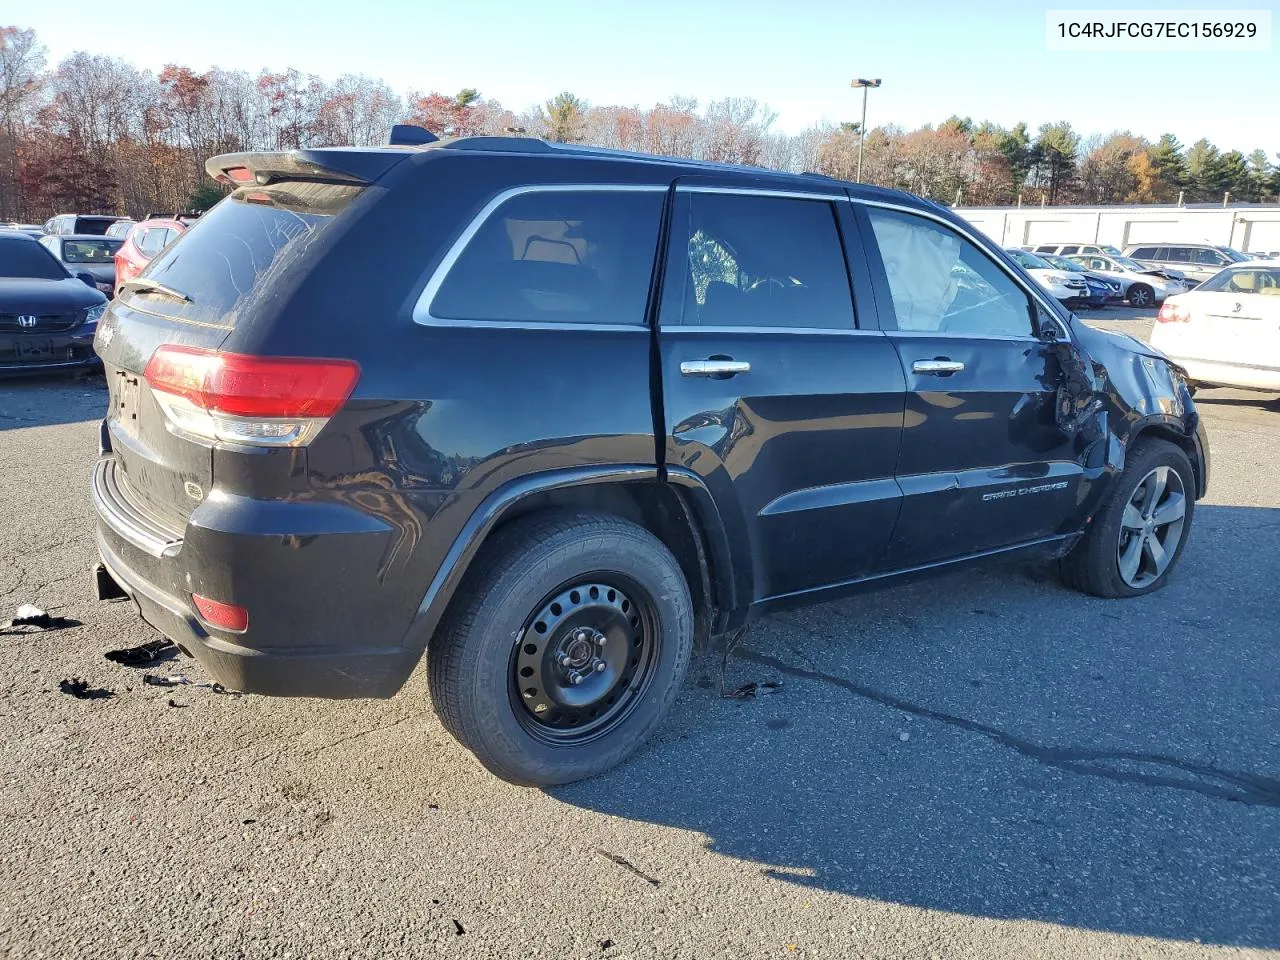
[661, 191, 854, 330]
[1060, 244, 1080, 254]
[131, 181, 362, 326]
[430, 188, 664, 326]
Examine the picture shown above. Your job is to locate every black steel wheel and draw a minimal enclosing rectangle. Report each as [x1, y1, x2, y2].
[428, 511, 693, 786]
[511, 579, 659, 742]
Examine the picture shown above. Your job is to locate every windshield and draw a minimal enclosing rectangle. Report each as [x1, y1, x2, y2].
[62, 238, 122, 263]
[1197, 266, 1280, 293]
[1099, 245, 1123, 255]
[0, 239, 69, 280]
[1113, 256, 1148, 272]
[1008, 249, 1052, 270]
[1218, 247, 1253, 263]
[1043, 255, 1077, 270]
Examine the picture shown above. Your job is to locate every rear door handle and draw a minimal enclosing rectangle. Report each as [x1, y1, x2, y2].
[912, 359, 965, 375]
[681, 359, 751, 377]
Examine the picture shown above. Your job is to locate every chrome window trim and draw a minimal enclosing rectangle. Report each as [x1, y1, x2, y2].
[853, 197, 1073, 342]
[666, 325, 884, 337]
[412, 183, 667, 330]
[677, 184, 847, 202]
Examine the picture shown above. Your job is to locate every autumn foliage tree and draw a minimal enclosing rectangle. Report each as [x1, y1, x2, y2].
[0, 23, 1273, 222]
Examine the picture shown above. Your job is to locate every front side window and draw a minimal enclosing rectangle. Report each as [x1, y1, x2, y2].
[1192, 248, 1226, 265]
[1129, 247, 1155, 259]
[1060, 244, 1080, 254]
[866, 207, 1033, 337]
[662, 191, 855, 329]
[431, 188, 663, 326]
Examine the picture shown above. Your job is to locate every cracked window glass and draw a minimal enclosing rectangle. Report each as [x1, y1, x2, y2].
[129, 181, 363, 326]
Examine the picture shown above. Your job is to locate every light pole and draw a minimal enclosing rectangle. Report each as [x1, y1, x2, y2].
[850, 78, 881, 183]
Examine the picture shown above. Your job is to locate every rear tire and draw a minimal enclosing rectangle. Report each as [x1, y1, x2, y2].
[427, 511, 693, 786]
[1127, 283, 1154, 308]
[1059, 439, 1194, 598]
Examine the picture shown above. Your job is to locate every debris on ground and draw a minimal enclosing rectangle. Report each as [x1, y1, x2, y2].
[3, 604, 77, 635]
[723, 680, 782, 700]
[600, 939, 616, 952]
[104, 638, 176, 666]
[58, 677, 114, 700]
[452, 920, 465, 936]
[142, 674, 241, 697]
[597, 850, 661, 887]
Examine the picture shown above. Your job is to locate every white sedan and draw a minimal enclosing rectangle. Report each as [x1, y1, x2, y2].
[1004, 249, 1090, 303]
[1065, 254, 1187, 308]
[1149, 264, 1280, 392]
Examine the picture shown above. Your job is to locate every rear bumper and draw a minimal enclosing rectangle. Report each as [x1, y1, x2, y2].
[91, 452, 420, 698]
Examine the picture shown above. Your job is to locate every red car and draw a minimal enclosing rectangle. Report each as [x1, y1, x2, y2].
[113, 214, 199, 294]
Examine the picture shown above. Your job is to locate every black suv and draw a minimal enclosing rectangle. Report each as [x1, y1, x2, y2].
[90, 136, 1209, 786]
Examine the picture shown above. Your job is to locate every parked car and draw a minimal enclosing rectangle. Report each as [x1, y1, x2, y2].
[113, 215, 197, 293]
[1124, 243, 1264, 285]
[0, 231, 106, 374]
[42, 214, 124, 236]
[1150, 264, 1280, 392]
[1039, 254, 1123, 307]
[90, 136, 1208, 786]
[1064, 253, 1187, 307]
[38, 234, 122, 296]
[106, 219, 136, 239]
[2, 222, 44, 237]
[1004, 248, 1090, 304]
[1029, 242, 1124, 257]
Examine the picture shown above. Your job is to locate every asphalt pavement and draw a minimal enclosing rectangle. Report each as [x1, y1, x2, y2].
[1, 311, 1277, 959]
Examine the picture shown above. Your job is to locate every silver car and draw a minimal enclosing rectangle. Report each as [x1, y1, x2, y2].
[1124, 242, 1263, 285]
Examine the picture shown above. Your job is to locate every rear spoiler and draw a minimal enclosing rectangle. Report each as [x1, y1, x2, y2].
[205, 147, 413, 187]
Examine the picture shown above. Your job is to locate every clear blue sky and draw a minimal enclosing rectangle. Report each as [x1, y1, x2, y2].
[13, 0, 1280, 154]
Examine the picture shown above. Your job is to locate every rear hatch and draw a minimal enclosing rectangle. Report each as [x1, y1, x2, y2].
[95, 152, 396, 532]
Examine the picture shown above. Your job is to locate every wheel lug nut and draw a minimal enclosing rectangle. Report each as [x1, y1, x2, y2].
[594, 661, 606, 673]
[595, 634, 606, 646]
[570, 672, 584, 686]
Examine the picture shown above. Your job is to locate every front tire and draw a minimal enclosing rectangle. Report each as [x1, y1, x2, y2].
[428, 511, 694, 786]
[1127, 283, 1154, 308]
[1059, 439, 1194, 598]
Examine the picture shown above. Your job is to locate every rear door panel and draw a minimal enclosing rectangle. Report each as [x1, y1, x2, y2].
[658, 183, 905, 603]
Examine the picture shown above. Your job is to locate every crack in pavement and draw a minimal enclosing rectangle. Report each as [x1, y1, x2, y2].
[735, 648, 1280, 808]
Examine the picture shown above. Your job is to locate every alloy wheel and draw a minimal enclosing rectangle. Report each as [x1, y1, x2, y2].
[1116, 465, 1186, 588]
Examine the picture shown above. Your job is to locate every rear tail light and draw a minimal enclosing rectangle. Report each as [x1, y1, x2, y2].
[144, 345, 359, 447]
[192, 593, 249, 633]
[1157, 302, 1190, 324]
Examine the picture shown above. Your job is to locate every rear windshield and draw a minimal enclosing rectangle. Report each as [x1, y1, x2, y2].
[126, 181, 362, 326]
[63, 238, 122, 263]
[0, 238, 68, 280]
[1197, 267, 1280, 293]
[73, 218, 118, 236]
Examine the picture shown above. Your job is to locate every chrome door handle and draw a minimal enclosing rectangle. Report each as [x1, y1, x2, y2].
[680, 359, 751, 377]
[912, 359, 965, 375]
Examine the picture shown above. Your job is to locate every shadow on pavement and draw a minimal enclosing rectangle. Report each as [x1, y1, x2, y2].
[0, 373, 106, 431]
[556, 503, 1280, 948]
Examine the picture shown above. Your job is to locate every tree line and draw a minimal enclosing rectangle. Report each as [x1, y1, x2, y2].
[1, 25, 1277, 222]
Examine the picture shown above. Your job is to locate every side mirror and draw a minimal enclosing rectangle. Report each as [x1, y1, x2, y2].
[76, 271, 96, 287]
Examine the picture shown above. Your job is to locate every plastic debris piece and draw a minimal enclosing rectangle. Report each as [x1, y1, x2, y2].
[600, 940, 616, 952]
[452, 920, 465, 936]
[597, 849, 661, 887]
[898, 731, 910, 742]
[167, 698, 186, 708]
[104, 638, 177, 666]
[143, 674, 189, 687]
[59, 677, 114, 700]
[3, 604, 77, 635]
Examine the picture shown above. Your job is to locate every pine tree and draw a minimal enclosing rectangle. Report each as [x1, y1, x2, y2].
[1147, 134, 1188, 201]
